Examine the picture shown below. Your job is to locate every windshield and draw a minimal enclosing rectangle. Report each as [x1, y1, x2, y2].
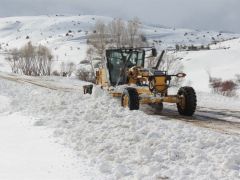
[106, 49, 145, 85]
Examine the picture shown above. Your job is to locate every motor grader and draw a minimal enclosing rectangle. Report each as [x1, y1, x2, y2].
[84, 47, 197, 116]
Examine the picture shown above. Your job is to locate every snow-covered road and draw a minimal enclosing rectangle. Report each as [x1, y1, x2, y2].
[1, 72, 239, 135]
[0, 96, 105, 180]
[0, 75, 239, 179]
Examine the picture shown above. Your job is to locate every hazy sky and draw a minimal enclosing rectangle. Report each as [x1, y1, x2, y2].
[1, 0, 240, 32]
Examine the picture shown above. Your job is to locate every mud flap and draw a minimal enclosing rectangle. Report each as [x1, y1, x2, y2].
[83, 85, 93, 94]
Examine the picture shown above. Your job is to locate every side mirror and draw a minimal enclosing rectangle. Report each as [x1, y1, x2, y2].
[152, 48, 157, 57]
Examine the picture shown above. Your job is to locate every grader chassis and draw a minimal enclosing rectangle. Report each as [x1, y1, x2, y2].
[84, 47, 197, 116]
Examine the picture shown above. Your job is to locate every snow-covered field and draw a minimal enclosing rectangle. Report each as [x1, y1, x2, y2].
[0, 15, 240, 180]
[0, 75, 239, 179]
[181, 38, 240, 94]
[0, 95, 106, 180]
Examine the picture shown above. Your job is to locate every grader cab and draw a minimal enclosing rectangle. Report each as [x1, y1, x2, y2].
[85, 47, 197, 116]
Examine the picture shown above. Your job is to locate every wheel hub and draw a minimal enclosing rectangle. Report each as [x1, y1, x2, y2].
[179, 95, 186, 109]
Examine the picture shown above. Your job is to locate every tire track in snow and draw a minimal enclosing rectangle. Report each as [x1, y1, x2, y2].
[144, 106, 240, 136]
[0, 72, 84, 92]
[1, 72, 239, 136]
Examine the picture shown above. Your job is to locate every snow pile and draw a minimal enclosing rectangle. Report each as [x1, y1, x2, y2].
[0, 107, 105, 180]
[0, 78, 239, 179]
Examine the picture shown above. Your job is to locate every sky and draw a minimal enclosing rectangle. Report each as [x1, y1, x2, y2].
[1, 0, 240, 33]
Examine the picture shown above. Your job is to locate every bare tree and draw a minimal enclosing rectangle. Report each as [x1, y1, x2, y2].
[87, 20, 108, 59]
[158, 52, 184, 86]
[87, 18, 147, 58]
[6, 48, 19, 73]
[76, 68, 95, 82]
[7, 42, 53, 76]
[66, 62, 76, 77]
[60, 62, 76, 77]
[86, 46, 97, 78]
[108, 18, 126, 47]
[127, 17, 142, 47]
[60, 62, 66, 76]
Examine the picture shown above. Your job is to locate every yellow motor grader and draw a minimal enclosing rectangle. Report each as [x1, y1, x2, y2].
[84, 47, 197, 116]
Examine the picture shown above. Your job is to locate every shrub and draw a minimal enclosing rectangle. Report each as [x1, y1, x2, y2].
[209, 77, 222, 93]
[76, 68, 95, 82]
[221, 80, 237, 96]
[52, 70, 60, 76]
[7, 42, 53, 76]
[209, 75, 238, 97]
[60, 62, 76, 77]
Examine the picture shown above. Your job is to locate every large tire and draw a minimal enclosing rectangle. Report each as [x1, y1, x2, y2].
[121, 88, 139, 110]
[177, 86, 197, 116]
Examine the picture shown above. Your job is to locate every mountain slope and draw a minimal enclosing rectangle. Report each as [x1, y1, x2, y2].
[0, 15, 238, 69]
[181, 38, 240, 94]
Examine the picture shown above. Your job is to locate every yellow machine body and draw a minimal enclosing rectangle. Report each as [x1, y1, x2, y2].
[84, 48, 196, 116]
[154, 76, 167, 92]
[95, 66, 180, 105]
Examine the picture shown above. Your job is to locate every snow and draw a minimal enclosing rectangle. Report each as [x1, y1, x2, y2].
[197, 91, 240, 111]
[180, 38, 240, 93]
[0, 77, 239, 179]
[0, 95, 106, 180]
[0, 15, 239, 179]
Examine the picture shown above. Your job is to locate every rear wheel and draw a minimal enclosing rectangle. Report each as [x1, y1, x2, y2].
[121, 88, 139, 110]
[177, 86, 197, 116]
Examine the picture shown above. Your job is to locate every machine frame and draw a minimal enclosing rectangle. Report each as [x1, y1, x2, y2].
[84, 47, 197, 116]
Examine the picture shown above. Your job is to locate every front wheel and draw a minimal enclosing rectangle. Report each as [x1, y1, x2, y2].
[177, 86, 197, 116]
[121, 88, 139, 110]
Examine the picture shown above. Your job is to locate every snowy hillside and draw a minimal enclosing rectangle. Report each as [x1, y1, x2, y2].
[180, 38, 240, 94]
[0, 15, 238, 70]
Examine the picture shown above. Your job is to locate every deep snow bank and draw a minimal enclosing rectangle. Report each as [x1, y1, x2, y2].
[0, 78, 239, 179]
[0, 113, 104, 180]
[0, 93, 106, 180]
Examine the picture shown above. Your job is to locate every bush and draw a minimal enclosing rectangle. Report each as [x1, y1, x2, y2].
[52, 70, 60, 76]
[87, 18, 147, 58]
[209, 75, 238, 97]
[76, 68, 95, 82]
[7, 42, 53, 76]
[159, 53, 184, 87]
[209, 77, 222, 93]
[60, 62, 76, 77]
[221, 80, 237, 96]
